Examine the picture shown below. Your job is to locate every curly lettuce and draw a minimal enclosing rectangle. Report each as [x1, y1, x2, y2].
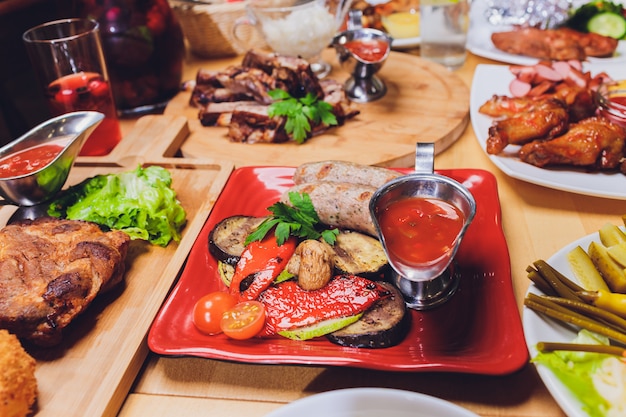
[532, 330, 626, 417]
[48, 165, 186, 246]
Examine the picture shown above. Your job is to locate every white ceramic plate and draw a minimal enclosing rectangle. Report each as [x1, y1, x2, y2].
[392, 36, 420, 50]
[470, 63, 626, 199]
[264, 388, 479, 417]
[467, 0, 626, 65]
[523, 230, 605, 417]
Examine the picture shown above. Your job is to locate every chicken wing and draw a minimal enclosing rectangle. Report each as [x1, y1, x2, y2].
[519, 117, 626, 169]
[479, 95, 542, 118]
[486, 98, 569, 155]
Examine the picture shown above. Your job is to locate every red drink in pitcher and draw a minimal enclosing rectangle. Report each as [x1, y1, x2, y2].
[46, 72, 121, 156]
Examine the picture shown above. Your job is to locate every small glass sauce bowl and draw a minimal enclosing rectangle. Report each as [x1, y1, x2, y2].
[596, 81, 626, 128]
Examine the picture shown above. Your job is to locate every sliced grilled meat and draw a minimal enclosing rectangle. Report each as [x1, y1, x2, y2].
[190, 49, 360, 143]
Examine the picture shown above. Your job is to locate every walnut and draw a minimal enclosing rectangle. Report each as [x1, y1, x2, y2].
[289, 240, 334, 291]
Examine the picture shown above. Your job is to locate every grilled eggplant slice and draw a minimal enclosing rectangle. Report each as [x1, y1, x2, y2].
[326, 282, 410, 348]
[328, 230, 389, 279]
[208, 215, 266, 265]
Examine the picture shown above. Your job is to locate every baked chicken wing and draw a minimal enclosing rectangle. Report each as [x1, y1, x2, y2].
[518, 116, 626, 169]
[486, 98, 569, 155]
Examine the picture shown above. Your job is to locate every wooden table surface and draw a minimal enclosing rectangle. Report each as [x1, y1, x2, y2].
[112, 49, 626, 417]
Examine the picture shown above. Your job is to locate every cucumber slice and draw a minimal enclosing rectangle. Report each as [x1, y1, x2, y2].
[588, 12, 626, 39]
[278, 313, 363, 341]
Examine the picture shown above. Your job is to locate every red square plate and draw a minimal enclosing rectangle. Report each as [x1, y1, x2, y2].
[148, 167, 528, 374]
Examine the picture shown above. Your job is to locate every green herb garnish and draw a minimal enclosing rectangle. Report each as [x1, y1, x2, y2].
[268, 89, 338, 144]
[245, 192, 339, 246]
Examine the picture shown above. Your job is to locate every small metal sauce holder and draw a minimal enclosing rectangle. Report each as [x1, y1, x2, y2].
[370, 143, 477, 309]
[331, 10, 392, 103]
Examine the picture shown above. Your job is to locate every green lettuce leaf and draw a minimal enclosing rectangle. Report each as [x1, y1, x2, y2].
[532, 330, 614, 417]
[48, 165, 186, 246]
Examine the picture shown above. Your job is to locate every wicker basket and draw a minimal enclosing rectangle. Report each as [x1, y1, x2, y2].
[169, 0, 267, 58]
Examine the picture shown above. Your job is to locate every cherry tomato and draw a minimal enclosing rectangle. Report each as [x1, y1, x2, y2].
[192, 292, 238, 335]
[220, 301, 266, 340]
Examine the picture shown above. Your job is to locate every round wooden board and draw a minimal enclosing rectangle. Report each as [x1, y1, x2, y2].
[165, 49, 470, 168]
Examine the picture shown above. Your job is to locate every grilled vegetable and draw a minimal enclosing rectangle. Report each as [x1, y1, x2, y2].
[329, 230, 389, 279]
[258, 275, 390, 336]
[287, 239, 334, 291]
[208, 215, 266, 265]
[279, 314, 364, 341]
[327, 282, 410, 348]
[229, 234, 297, 301]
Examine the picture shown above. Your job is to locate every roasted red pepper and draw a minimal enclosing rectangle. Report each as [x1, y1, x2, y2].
[229, 234, 297, 301]
[258, 274, 390, 335]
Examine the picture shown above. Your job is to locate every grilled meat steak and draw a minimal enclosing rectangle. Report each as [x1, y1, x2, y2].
[0, 217, 130, 346]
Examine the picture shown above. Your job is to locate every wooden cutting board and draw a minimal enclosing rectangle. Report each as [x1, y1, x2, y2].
[164, 49, 470, 168]
[4, 116, 233, 417]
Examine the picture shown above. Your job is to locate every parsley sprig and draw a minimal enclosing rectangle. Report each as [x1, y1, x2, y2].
[245, 192, 339, 246]
[268, 89, 338, 144]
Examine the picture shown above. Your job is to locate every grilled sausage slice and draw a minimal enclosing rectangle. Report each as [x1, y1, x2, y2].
[293, 160, 401, 188]
[281, 182, 378, 236]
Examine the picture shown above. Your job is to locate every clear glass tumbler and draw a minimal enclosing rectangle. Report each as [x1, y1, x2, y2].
[23, 18, 122, 156]
[420, 0, 469, 70]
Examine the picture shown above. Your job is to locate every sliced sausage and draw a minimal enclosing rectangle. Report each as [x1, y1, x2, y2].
[282, 182, 378, 236]
[292, 161, 400, 188]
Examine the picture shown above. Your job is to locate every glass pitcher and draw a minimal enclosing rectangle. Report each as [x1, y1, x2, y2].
[77, 0, 185, 114]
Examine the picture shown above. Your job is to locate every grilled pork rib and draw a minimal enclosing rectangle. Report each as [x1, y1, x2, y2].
[0, 217, 130, 346]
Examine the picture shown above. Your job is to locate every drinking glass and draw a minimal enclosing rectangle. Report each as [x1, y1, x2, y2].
[23, 18, 122, 156]
[420, 0, 470, 70]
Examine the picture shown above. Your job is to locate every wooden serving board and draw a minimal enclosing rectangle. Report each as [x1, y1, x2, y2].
[164, 49, 470, 168]
[6, 116, 233, 417]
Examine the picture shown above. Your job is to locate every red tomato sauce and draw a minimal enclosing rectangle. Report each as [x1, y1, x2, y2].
[599, 94, 626, 127]
[0, 143, 64, 178]
[378, 197, 465, 265]
[344, 39, 389, 62]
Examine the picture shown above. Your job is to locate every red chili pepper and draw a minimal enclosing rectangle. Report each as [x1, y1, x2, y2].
[258, 275, 390, 335]
[229, 234, 297, 301]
